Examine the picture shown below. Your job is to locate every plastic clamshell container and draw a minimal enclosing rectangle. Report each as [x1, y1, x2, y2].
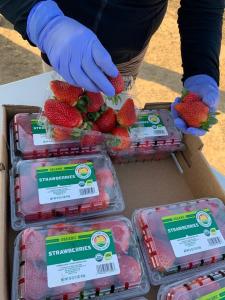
[107, 109, 184, 162]
[10, 113, 102, 161]
[158, 263, 225, 300]
[12, 216, 150, 300]
[10, 153, 125, 230]
[133, 198, 225, 285]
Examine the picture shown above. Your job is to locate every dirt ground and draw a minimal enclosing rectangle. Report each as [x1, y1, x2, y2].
[0, 1, 225, 174]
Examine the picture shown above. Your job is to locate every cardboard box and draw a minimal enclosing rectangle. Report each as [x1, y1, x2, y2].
[1, 104, 225, 300]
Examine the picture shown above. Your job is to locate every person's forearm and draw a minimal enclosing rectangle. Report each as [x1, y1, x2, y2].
[0, 0, 40, 38]
[178, 0, 224, 85]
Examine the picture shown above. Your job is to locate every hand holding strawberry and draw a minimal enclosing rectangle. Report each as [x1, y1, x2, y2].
[171, 74, 219, 136]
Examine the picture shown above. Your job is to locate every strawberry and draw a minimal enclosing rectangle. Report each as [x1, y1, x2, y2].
[117, 255, 142, 286]
[96, 168, 114, 188]
[110, 127, 131, 151]
[44, 99, 83, 128]
[175, 99, 218, 131]
[117, 98, 137, 127]
[182, 90, 202, 103]
[86, 92, 104, 113]
[24, 260, 48, 300]
[21, 228, 45, 261]
[108, 72, 124, 95]
[80, 122, 103, 147]
[93, 276, 115, 291]
[52, 127, 72, 141]
[96, 108, 116, 133]
[50, 80, 83, 106]
[152, 239, 175, 272]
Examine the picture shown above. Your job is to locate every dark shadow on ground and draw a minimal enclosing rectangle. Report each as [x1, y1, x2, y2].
[0, 34, 42, 84]
[138, 61, 225, 112]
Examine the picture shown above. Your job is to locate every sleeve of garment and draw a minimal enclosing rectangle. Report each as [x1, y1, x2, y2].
[0, 0, 40, 39]
[178, 0, 224, 85]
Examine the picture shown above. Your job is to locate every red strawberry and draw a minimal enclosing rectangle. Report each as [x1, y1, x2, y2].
[110, 127, 131, 151]
[52, 127, 72, 141]
[108, 73, 124, 95]
[79, 191, 110, 213]
[182, 91, 202, 104]
[80, 122, 103, 147]
[117, 255, 142, 286]
[96, 108, 116, 133]
[92, 220, 130, 254]
[175, 100, 217, 130]
[50, 80, 83, 106]
[175, 91, 218, 130]
[51, 282, 85, 299]
[48, 224, 83, 236]
[96, 168, 114, 188]
[21, 228, 45, 261]
[152, 239, 175, 272]
[86, 92, 104, 113]
[23, 260, 48, 299]
[44, 99, 83, 128]
[93, 276, 115, 290]
[117, 98, 137, 127]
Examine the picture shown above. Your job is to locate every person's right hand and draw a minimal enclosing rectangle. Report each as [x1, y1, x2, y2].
[27, 0, 118, 96]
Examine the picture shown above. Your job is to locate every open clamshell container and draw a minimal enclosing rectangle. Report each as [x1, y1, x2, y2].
[12, 216, 150, 300]
[10, 113, 102, 161]
[107, 109, 184, 162]
[158, 263, 225, 300]
[133, 198, 225, 285]
[10, 153, 124, 230]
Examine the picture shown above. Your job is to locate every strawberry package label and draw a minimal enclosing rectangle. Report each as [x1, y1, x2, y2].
[130, 112, 169, 139]
[133, 198, 225, 285]
[31, 118, 57, 146]
[10, 113, 101, 161]
[46, 229, 120, 287]
[129, 109, 182, 144]
[158, 263, 225, 300]
[36, 162, 99, 204]
[12, 217, 150, 300]
[10, 154, 125, 230]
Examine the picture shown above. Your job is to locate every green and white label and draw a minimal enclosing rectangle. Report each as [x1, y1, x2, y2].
[197, 287, 225, 300]
[31, 119, 56, 146]
[130, 112, 168, 138]
[46, 229, 120, 288]
[162, 209, 225, 258]
[36, 162, 99, 204]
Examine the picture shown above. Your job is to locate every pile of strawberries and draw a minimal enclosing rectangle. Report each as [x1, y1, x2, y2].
[44, 73, 137, 150]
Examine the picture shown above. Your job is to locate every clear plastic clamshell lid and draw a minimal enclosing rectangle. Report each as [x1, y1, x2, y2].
[10, 113, 101, 161]
[107, 109, 184, 162]
[133, 198, 225, 285]
[10, 153, 124, 230]
[12, 216, 150, 300]
[158, 263, 225, 300]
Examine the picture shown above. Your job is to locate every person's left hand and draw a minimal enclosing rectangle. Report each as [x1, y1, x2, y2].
[171, 74, 220, 136]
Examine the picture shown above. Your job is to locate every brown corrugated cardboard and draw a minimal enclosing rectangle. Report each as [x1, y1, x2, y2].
[1, 104, 225, 300]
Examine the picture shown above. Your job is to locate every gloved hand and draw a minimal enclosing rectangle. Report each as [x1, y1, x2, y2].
[171, 74, 220, 136]
[27, 0, 118, 96]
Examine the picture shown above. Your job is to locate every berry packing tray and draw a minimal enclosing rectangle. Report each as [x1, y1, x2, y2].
[10, 113, 102, 161]
[133, 198, 225, 285]
[10, 153, 124, 230]
[106, 109, 184, 161]
[158, 263, 225, 300]
[12, 217, 150, 300]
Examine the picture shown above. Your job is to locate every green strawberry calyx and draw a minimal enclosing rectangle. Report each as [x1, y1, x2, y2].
[200, 113, 219, 131]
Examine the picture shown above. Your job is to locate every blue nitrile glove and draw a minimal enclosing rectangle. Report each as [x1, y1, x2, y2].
[171, 75, 220, 136]
[27, 0, 118, 96]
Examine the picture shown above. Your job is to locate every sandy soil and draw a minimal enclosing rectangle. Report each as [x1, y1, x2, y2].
[0, 1, 225, 174]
